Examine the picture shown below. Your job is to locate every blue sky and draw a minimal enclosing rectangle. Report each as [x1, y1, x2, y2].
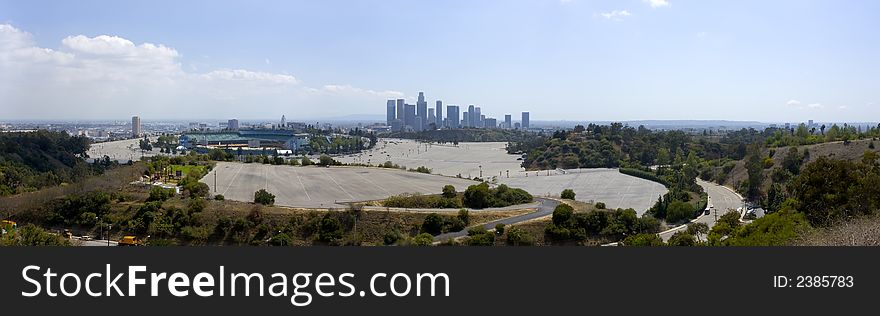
[1, 0, 878, 122]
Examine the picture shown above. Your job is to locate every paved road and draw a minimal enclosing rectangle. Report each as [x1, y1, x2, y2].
[658, 179, 744, 241]
[73, 238, 119, 246]
[434, 198, 559, 242]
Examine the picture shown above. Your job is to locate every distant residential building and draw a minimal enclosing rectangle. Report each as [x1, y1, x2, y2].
[131, 116, 141, 138]
[521, 112, 530, 129]
[504, 115, 512, 129]
[228, 119, 240, 130]
[435, 100, 443, 127]
[447, 105, 460, 128]
[386, 100, 396, 125]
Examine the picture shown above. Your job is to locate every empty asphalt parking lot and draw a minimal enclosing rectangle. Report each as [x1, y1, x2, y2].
[498, 168, 668, 215]
[203, 162, 478, 208]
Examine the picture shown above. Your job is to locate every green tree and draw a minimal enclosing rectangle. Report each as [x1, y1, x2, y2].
[667, 230, 697, 246]
[317, 216, 343, 243]
[551, 203, 574, 226]
[463, 183, 491, 209]
[665, 200, 694, 223]
[622, 233, 665, 246]
[301, 156, 313, 166]
[494, 223, 506, 235]
[442, 185, 457, 199]
[560, 189, 576, 200]
[148, 186, 175, 202]
[253, 189, 275, 205]
[456, 209, 470, 226]
[270, 232, 293, 246]
[421, 213, 445, 235]
[318, 154, 335, 166]
[686, 222, 709, 240]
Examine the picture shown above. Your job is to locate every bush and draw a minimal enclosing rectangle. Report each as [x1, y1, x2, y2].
[318, 154, 336, 166]
[561, 189, 576, 200]
[270, 233, 293, 246]
[301, 156, 313, 166]
[411, 233, 434, 246]
[383, 230, 402, 245]
[595, 202, 606, 209]
[253, 189, 275, 205]
[148, 186, 175, 202]
[317, 216, 343, 243]
[667, 230, 697, 246]
[463, 183, 491, 209]
[466, 231, 495, 246]
[214, 194, 225, 200]
[619, 168, 670, 187]
[494, 223, 506, 235]
[505, 226, 534, 246]
[187, 182, 210, 198]
[412, 166, 432, 174]
[622, 233, 664, 246]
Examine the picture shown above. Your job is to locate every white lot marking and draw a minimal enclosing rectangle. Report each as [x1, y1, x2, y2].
[221, 163, 245, 196]
[355, 171, 391, 196]
[291, 166, 311, 201]
[321, 169, 355, 200]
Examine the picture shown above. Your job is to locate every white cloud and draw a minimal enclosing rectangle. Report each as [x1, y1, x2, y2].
[786, 100, 801, 107]
[0, 23, 402, 119]
[643, 0, 670, 8]
[807, 103, 823, 109]
[600, 10, 632, 21]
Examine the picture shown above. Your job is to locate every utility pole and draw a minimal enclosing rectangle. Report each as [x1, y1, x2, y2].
[214, 170, 217, 193]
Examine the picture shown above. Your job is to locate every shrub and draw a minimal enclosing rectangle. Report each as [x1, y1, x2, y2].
[667, 230, 697, 246]
[214, 194, 225, 200]
[622, 233, 664, 246]
[253, 189, 275, 205]
[494, 223, 506, 235]
[595, 202, 606, 209]
[301, 156, 313, 166]
[383, 230, 402, 245]
[505, 226, 534, 246]
[148, 186, 175, 202]
[560, 189, 576, 200]
[463, 183, 491, 209]
[411, 233, 434, 246]
[318, 154, 336, 166]
[456, 209, 470, 226]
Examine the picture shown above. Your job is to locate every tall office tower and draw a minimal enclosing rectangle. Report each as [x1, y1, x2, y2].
[435, 100, 443, 127]
[131, 116, 142, 138]
[228, 119, 240, 130]
[504, 115, 512, 129]
[474, 107, 482, 128]
[427, 108, 435, 129]
[447, 105, 460, 128]
[396, 99, 405, 126]
[467, 105, 475, 127]
[386, 100, 396, 125]
[480, 114, 486, 127]
[522, 112, 530, 129]
[416, 92, 428, 131]
[281, 115, 286, 128]
[485, 118, 497, 129]
[404, 104, 416, 130]
[462, 111, 470, 127]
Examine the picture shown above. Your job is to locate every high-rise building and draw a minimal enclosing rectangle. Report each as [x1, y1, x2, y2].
[281, 115, 286, 128]
[485, 118, 497, 129]
[467, 105, 475, 127]
[386, 100, 396, 125]
[396, 99, 405, 126]
[504, 115, 512, 129]
[480, 114, 486, 127]
[447, 105, 460, 128]
[462, 111, 470, 127]
[474, 107, 482, 128]
[404, 104, 416, 130]
[417, 92, 428, 131]
[427, 108, 435, 129]
[131, 116, 141, 138]
[228, 119, 240, 130]
[435, 101, 443, 127]
[521, 112, 530, 129]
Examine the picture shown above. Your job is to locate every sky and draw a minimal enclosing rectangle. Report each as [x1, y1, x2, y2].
[0, 0, 878, 122]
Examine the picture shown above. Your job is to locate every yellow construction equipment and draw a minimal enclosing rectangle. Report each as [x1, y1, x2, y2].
[118, 235, 141, 246]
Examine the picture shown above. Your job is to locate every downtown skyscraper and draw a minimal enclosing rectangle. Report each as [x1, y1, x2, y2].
[416, 92, 428, 131]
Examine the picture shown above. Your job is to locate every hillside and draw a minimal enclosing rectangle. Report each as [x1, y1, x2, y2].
[721, 139, 879, 192]
[0, 130, 108, 195]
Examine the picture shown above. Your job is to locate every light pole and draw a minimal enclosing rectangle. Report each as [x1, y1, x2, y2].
[106, 224, 112, 246]
[479, 165, 482, 178]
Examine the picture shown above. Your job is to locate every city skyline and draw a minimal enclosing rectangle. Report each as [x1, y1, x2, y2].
[1, 1, 878, 122]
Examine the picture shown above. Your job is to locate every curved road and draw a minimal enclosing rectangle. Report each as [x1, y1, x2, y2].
[434, 198, 559, 242]
[658, 179, 744, 241]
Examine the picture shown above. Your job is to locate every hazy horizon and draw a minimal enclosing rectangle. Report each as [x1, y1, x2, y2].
[1, 0, 878, 122]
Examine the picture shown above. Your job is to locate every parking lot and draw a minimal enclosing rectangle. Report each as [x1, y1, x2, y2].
[88, 137, 160, 162]
[498, 168, 668, 215]
[203, 162, 479, 208]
